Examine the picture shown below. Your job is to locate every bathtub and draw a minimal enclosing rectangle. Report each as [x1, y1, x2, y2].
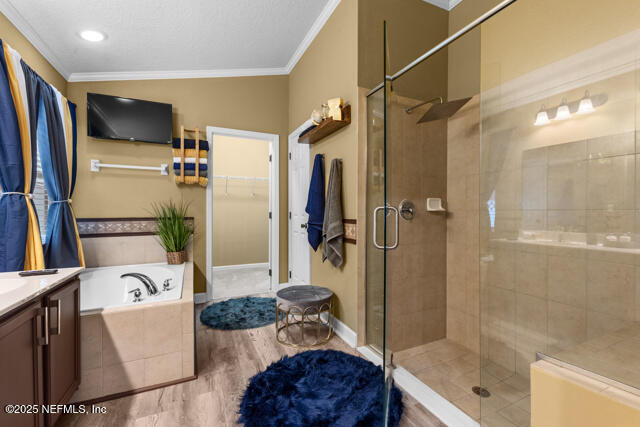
[79, 262, 185, 312]
[71, 260, 194, 403]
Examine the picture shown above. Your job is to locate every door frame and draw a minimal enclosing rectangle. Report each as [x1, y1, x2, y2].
[287, 120, 313, 288]
[204, 126, 280, 303]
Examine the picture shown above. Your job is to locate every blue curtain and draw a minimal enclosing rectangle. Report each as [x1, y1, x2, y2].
[0, 40, 28, 271]
[36, 83, 80, 268]
[68, 101, 77, 197]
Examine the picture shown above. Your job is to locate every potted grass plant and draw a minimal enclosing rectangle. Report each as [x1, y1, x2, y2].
[151, 200, 193, 265]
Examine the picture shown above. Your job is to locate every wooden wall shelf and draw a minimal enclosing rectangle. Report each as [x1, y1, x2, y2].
[298, 105, 351, 145]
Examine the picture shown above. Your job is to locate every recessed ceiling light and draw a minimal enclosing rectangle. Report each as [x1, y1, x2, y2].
[80, 30, 105, 42]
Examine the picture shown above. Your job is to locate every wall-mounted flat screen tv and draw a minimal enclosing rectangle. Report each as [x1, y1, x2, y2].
[87, 93, 172, 144]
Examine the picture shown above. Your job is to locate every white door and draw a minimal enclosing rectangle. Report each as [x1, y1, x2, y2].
[288, 121, 312, 286]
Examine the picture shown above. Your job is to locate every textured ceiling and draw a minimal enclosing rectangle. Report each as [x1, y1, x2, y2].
[0, 0, 333, 80]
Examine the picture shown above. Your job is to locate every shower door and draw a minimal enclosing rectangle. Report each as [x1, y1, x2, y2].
[364, 21, 398, 425]
[363, 2, 519, 426]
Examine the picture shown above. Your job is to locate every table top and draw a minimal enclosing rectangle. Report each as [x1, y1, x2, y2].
[276, 285, 333, 304]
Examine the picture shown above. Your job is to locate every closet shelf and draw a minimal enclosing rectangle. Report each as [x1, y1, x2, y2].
[298, 105, 351, 145]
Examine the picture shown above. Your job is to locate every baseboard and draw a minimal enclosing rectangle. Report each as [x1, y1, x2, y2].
[330, 315, 357, 348]
[211, 262, 269, 272]
[356, 346, 478, 427]
[194, 293, 208, 304]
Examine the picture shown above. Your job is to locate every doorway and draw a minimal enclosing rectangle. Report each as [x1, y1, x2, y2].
[287, 120, 312, 287]
[205, 127, 279, 302]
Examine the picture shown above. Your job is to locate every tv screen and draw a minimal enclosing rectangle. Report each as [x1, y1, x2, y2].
[87, 93, 172, 144]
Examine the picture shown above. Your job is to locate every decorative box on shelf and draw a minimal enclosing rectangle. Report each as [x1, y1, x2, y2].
[298, 105, 351, 145]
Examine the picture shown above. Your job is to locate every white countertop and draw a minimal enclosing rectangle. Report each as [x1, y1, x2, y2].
[0, 267, 84, 318]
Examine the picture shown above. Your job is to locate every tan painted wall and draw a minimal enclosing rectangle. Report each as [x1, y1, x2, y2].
[481, 0, 640, 91]
[289, 0, 359, 330]
[0, 12, 67, 94]
[67, 76, 289, 294]
[358, 0, 449, 101]
[447, 0, 502, 100]
[211, 135, 270, 266]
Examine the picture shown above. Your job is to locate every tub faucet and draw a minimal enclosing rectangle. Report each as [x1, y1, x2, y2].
[121, 273, 160, 296]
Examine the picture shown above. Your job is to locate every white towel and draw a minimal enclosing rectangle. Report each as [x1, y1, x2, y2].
[173, 157, 208, 164]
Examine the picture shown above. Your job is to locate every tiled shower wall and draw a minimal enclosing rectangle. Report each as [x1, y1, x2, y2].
[446, 96, 481, 354]
[479, 70, 640, 382]
[483, 130, 640, 380]
[387, 95, 448, 352]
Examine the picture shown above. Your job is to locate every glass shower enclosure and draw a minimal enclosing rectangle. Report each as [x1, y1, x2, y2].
[364, 0, 640, 425]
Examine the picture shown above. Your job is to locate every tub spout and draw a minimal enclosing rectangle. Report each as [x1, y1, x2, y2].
[121, 273, 160, 296]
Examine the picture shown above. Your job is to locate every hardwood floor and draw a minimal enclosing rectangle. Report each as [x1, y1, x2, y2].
[59, 302, 445, 426]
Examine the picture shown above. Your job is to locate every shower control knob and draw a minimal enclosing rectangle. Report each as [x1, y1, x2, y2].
[399, 200, 415, 220]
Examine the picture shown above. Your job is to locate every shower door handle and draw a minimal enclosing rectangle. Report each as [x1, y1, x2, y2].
[373, 205, 399, 250]
[388, 206, 399, 249]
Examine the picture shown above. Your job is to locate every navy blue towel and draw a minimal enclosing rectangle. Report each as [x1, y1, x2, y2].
[305, 154, 325, 251]
[173, 162, 207, 171]
[172, 138, 210, 150]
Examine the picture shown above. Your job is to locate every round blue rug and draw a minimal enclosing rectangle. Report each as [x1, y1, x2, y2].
[239, 350, 404, 426]
[200, 297, 276, 330]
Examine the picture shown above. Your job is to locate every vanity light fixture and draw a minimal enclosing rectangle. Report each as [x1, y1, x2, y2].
[534, 105, 551, 126]
[554, 98, 571, 120]
[577, 90, 595, 115]
[80, 30, 105, 42]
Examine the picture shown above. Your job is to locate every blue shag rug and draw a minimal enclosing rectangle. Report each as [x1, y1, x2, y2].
[239, 350, 404, 426]
[200, 297, 276, 330]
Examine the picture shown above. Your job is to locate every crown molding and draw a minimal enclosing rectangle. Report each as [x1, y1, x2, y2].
[422, 0, 463, 11]
[0, 0, 70, 79]
[67, 67, 289, 82]
[285, 0, 341, 73]
[3, 0, 342, 82]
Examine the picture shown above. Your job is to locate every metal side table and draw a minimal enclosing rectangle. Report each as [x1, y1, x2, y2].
[276, 285, 334, 348]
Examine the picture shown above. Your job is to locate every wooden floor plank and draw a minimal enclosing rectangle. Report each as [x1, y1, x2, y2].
[59, 302, 445, 426]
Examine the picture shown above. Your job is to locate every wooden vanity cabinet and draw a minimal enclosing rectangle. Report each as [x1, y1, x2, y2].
[0, 302, 46, 427]
[0, 276, 80, 427]
[44, 279, 81, 426]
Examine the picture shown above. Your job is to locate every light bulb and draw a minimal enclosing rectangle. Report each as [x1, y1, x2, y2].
[577, 91, 595, 115]
[80, 30, 105, 42]
[554, 98, 571, 120]
[534, 110, 550, 126]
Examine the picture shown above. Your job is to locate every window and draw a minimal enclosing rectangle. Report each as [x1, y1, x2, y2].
[32, 150, 49, 243]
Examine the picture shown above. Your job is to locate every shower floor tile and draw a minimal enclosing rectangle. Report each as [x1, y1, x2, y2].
[395, 338, 532, 426]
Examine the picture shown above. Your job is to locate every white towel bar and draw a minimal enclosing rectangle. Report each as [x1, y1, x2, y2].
[211, 175, 268, 182]
[90, 159, 169, 175]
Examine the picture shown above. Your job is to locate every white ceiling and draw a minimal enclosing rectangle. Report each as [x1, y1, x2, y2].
[0, 0, 340, 81]
[422, 0, 464, 11]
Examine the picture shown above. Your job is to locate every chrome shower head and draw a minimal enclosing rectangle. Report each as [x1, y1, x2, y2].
[417, 97, 472, 123]
[405, 97, 443, 114]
